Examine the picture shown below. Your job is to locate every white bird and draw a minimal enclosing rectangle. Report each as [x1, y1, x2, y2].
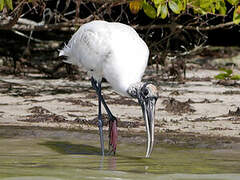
[59, 20, 158, 158]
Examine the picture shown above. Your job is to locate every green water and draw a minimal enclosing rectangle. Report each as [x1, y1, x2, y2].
[0, 127, 240, 180]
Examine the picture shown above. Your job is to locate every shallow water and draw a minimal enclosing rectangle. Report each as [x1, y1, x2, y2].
[0, 127, 240, 180]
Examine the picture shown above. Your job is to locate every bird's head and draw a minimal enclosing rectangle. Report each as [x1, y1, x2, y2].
[127, 82, 158, 158]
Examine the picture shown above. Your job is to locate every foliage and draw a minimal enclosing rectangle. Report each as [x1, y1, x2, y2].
[214, 68, 240, 80]
[1, 0, 239, 24]
[0, 0, 239, 78]
[0, 0, 12, 11]
[233, 5, 240, 24]
[129, 0, 240, 24]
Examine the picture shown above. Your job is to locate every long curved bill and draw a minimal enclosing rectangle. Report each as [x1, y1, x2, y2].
[142, 98, 156, 158]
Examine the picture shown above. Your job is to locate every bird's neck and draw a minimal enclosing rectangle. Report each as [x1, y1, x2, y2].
[126, 82, 144, 98]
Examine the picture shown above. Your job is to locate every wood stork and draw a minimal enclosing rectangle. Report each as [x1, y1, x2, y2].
[59, 20, 158, 158]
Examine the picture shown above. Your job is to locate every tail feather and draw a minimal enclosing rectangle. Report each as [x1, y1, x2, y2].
[59, 43, 70, 57]
[59, 44, 79, 66]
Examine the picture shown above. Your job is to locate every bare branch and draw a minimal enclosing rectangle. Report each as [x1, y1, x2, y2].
[12, 30, 42, 42]
[134, 21, 237, 31]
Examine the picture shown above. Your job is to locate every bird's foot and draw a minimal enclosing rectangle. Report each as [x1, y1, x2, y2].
[108, 118, 117, 155]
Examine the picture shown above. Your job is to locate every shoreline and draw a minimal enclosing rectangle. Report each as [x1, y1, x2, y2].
[1, 124, 240, 151]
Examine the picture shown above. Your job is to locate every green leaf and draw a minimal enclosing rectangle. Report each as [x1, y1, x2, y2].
[226, 0, 239, 5]
[214, 73, 228, 80]
[218, 0, 227, 15]
[177, 0, 183, 11]
[161, 3, 168, 19]
[153, 0, 165, 6]
[194, 7, 207, 15]
[215, 68, 235, 80]
[143, 1, 157, 19]
[5, 0, 13, 10]
[220, 68, 233, 75]
[182, 0, 187, 10]
[173, 0, 183, 11]
[233, 6, 240, 24]
[0, 0, 4, 11]
[224, 69, 233, 75]
[216, 1, 220, 9]
[211, 3, 216, 13]
[168, 0, 181, 14]
[200, 0, 211, 9]
[231, 74, 240, 80]
[219, 6, 226, 15]
[157, 4, 162, 17]
[190, 0, 200, 7]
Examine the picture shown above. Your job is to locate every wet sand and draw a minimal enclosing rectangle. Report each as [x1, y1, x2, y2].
[1, 63, 240, 147]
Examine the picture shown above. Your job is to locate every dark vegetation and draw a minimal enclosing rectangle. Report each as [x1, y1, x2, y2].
[0, 0, 240, 80]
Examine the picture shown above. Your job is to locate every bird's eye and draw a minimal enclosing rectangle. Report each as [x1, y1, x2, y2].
[143, 89, 149, 96]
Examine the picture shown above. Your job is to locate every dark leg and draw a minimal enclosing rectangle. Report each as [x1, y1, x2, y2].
[98, 93, 118, 155]
[91, 77, 118, 155]
[91, 77, 104, 156]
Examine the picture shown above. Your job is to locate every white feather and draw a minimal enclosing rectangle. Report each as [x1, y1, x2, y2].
[59, 20, 149, 96]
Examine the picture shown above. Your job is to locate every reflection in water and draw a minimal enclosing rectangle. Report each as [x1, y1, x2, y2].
[99, 156, 104, 170]
[39, 140, 117, 171]
[108, 156, 117, 170]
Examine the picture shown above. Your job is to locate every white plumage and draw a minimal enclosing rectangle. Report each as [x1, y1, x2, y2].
[59, 20, 149, 96]
[59, 20, 157, 157]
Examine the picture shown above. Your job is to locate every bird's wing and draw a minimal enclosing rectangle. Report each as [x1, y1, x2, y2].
[60, 21, 112, 73]
[101, 22, 149, 96]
